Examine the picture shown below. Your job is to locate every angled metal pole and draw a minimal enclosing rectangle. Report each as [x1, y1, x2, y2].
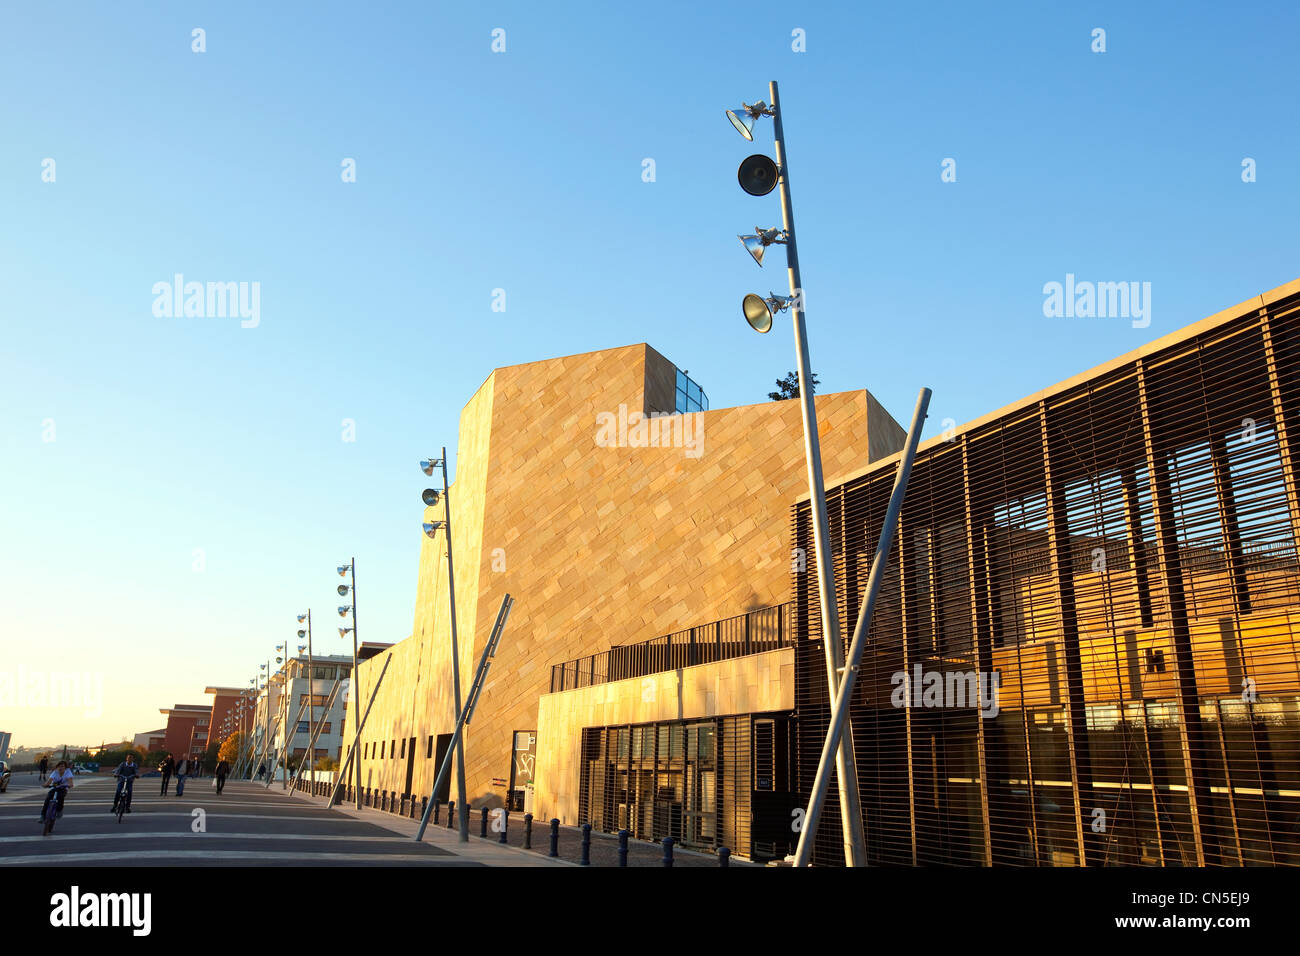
[288, 677, 342, 793]
[769, 78, 866, 865]
[416, 593, 514, 841]
[327, 655, 391, 807]
[794, 387, 931, 866]
[265, 692, 312, 788]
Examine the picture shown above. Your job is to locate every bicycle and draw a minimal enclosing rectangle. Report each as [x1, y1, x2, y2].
[111, 775, 134, 823]
[40, 785, 68, 836]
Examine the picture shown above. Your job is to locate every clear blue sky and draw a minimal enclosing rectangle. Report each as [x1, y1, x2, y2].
[1, 1, 1296, 748]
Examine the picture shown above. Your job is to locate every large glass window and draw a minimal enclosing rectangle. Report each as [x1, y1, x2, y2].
[674, 368, 709, 414]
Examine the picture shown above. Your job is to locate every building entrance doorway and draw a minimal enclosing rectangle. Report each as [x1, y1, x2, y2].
[433, 734, 452, 802]
[404, 736, 416, 798]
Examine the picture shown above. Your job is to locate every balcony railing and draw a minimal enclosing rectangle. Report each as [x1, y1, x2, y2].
[549, 603, 790, 693]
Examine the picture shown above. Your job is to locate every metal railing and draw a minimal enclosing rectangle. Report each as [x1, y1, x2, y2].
[549, 603, 790, 693]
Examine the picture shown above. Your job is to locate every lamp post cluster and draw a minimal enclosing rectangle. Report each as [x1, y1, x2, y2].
[224, 568, 359, 797]
[336, 559, 363, 809]
[295, 610, 314, 782]
[420, 449, 470, 842]
[723, 81, 868, 866]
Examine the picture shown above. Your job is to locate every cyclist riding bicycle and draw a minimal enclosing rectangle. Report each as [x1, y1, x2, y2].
[111, 753, 141, 815]
[41, 760, 74, 823]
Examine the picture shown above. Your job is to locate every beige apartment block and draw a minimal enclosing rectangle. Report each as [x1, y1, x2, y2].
[349, 343, 904, 811]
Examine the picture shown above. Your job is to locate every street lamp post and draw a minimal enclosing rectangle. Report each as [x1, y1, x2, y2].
[422, 448, 469, 842]
[728, 80, 868, 865]
[338, 560, 362, 809]
[298, 611, 314, 783]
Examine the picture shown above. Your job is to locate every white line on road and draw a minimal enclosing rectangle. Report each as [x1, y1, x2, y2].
[0, 812, 376, 824]
[4, 831, 416, 845]
[1, 850, 479, 866]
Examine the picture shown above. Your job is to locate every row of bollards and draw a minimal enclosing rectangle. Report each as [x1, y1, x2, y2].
[415, 798, 733, 865]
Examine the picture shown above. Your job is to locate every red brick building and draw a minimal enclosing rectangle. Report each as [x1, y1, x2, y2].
[159, 704, 211, 760]
[205, 686, 248, 753]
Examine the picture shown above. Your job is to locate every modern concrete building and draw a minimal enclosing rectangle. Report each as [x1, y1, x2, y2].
[345, 343, 905, 817]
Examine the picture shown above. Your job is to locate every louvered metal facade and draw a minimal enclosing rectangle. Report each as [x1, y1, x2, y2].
[792, 287, 1300, 866]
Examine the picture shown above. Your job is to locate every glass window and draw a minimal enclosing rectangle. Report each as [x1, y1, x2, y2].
[673, 367, 709, 414]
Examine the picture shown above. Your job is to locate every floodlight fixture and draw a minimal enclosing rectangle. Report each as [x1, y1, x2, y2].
[738, 227, 788, 267]
[726, 100, 774, 141]
[338, 606, 351, 617]
[742, 292, 793, 334]
[422, 522, 443, 539]
[422, 488, 441, 507]
[337, 584, 350, 596]
[419, 459, 443, 477]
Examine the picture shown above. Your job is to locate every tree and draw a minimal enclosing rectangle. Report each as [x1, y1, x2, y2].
[217, 732, 244, 765]
[768, 371, 820, 401]
[94, 746, 141, 770]
[203, 740, 220, 768]
[314, 755, 339, 771]
[143, 749, 169, 771]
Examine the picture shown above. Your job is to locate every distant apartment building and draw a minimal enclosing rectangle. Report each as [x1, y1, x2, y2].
[159, 704, 211, 759]
[204, 686, 246, 750]
[132, 729, 166, 753]
[249, 653, 391, 775]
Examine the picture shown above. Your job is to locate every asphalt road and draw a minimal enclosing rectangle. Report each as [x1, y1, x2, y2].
[0, 772, 492, 866]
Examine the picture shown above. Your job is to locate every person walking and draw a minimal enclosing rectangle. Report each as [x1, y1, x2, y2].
[159, 754, 175, 795]
[174, 755, 190, 796]
[256, 761, 267, 781]
[38, 755, 49, 783]
[215, 759, 231, 795]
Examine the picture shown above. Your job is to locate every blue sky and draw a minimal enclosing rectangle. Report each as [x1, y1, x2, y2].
[1, 1, 1296, 747]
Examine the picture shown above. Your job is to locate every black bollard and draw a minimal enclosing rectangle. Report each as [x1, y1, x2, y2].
[433, 799, 441, 825]
[446, 800, 456, 829]
[662, 836, 675, 867]
[548, 818, 560, 857]
[524, 813, 533, 850]
[499, 809, 509, 844]
[580, 823, 592, 866]
[719, 847, 731, 867]
[480, 806, 489, 838]
[617, 829, 630, 867]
